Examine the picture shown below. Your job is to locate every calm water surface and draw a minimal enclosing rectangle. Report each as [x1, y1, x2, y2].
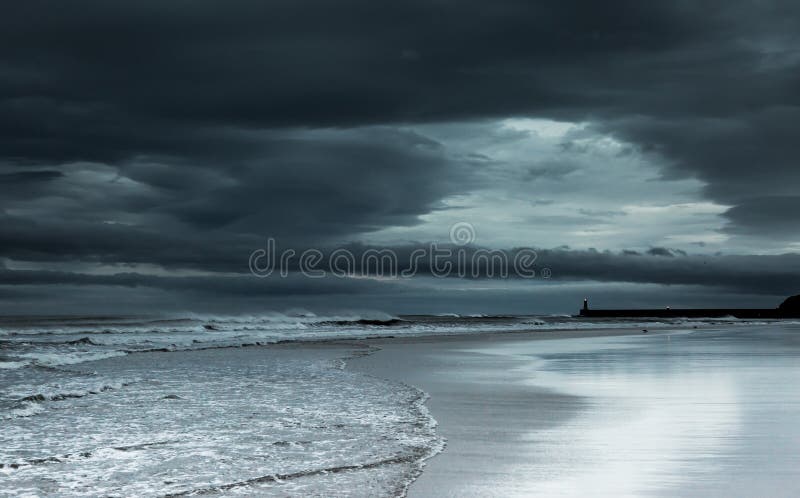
[493, 325, 800, 497]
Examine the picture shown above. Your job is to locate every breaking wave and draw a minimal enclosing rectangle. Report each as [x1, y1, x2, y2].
[0, 312, 785, 373]
[1, 340, 444, 496]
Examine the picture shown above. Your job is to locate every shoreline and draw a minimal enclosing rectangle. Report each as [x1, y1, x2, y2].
[7, 322, 799, 495]
[344, 325, 675, 496]
[289, 320, 722, 350]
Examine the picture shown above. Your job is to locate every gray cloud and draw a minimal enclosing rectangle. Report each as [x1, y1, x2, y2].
[0, 127, 469, 272]
[722, 196, 800, 235]
[599, 111, 800, 235]
[4, 245, 800, 296]
[1, 1, 798, 311]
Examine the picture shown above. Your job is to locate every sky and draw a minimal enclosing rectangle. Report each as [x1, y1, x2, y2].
[1, 0, 799, 315]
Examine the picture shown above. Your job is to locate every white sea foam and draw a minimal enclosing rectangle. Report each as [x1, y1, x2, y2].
[17, 350, 128, 367]
[0, 347, 443, 496]
[0, 313, 783, 377]
[0, 360, 29, 370]
[1, 401, 46, 420]
[6, 377, 138, 405]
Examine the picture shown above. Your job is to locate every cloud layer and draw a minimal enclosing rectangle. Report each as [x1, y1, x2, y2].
[1, 1, 799, 312]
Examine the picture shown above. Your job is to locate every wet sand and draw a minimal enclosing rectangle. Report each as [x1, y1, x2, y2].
[348, 328, 643, 497]
[349, 325, 800, 497]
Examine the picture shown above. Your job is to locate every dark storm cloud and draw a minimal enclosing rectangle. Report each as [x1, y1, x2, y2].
[381, 245, 800, 296]
[597, 111, 800, 235]
[151, 129, 456, 236]
[0, 127, 462, 269]
[721, 196, 800, 235]
[0, 267, 400, 297]
[6, 245, 799, 298]
[536, 248, 800, 296]
[2, 0, 798, 238]
[0, 170, 63, 184]
[0, 212, 250, 269]
[1, 0, 799, 307]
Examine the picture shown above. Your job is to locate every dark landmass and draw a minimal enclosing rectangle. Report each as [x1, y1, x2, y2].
[579, 295, 800, 318]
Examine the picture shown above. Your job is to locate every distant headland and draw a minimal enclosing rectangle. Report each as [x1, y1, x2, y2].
[579, 295, 800, 319]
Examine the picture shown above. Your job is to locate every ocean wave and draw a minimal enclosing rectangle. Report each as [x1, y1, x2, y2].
[2, 378, 139, 421]
[317, 318, 406, 327]
[0, 440, 178, 470]
[0, 311, 403, 337]
[12, 376, 135, 398]
[1, 401, 46, 420]
[0, 360, 30, 370]
[65, 337, 102, 345]
[0, 313, 788, 374]
[164, 453, 432, 497]
[5, 336, 103, 347]
[16, 381, 132, 403]
[17, 350, 128, 367]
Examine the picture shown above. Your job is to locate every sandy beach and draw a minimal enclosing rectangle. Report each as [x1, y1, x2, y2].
[348, 328, 643, 496]
[349, 324, 800, 497]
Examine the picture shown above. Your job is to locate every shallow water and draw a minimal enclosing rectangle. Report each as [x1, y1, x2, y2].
[0, 346, 442, 496]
